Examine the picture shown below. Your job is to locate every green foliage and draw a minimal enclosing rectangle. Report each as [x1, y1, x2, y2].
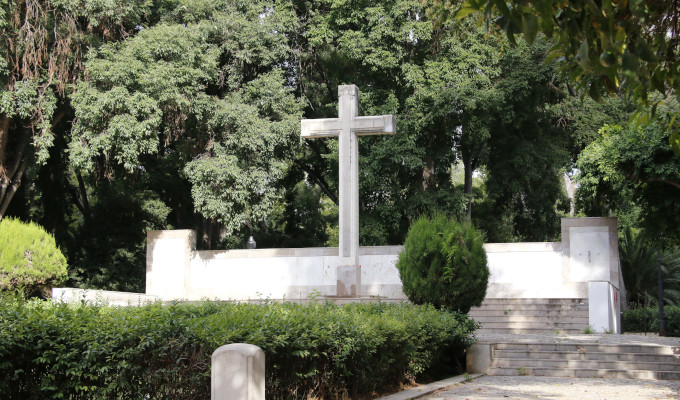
[1, 0, 162, 218]
[397, 215, 489, 313]
[473, 40, 570, 242]
[0, 218, 67, 297]
[619, 227, 680, 308]
[576, 117, 680, 244]
[547, 96, 636, 161]
[219, 181, 332, 249]
[69, 1, 303, 237]
[5, 0, 646, 293]
[445, 1, 680, 114]
[0, 298, 477, 399]
[67, 183, 172, 292]
[622, 306, 680, 337]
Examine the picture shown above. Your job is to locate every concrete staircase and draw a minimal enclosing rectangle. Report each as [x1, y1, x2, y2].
[468, 298, 589, 334]
[486, 342, 680, 380]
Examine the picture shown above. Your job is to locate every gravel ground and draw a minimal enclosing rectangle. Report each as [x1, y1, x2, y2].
[475, 332, 680, 347]
[422, 375, 680, 400]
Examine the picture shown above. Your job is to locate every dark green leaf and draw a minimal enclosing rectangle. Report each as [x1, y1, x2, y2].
[521, 13, 539, 44]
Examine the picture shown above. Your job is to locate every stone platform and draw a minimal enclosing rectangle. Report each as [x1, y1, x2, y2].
[468, 332, 680, 380]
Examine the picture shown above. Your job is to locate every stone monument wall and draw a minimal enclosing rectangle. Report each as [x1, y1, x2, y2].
[144, 218, 622, 302]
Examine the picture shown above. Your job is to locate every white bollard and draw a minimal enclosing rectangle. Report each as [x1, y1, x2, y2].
[211, 343, 265, 400]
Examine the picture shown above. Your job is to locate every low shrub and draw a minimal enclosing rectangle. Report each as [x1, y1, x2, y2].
[396, 215, 489, 313]
[622, 306, 680, 336]
[0, 298, 478, 399]
[0, 218, 67, 297]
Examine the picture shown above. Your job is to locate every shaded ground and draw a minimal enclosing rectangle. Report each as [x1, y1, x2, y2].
[423, 375, 680, 400]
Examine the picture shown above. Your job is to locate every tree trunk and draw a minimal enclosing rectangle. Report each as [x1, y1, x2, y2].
[294, 158, 339, 205]
[201, 216, 214, 250]
[76, 173, 92, 224]
[463, 152, 473, 220]
[0, 125, 30, 220]
[0, 111, 65, 220]
[0, 115, 8, 177]
[422, 154, 434, 190]
[0, 160, 26, 219]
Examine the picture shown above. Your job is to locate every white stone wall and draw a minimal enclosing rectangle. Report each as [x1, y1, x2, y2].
[144, 218, 621, 304]
[52, 288, 159, 306]
[54, 218, 623, 332]
[484, 242, 586, 299]
[148, 244, 404, 301]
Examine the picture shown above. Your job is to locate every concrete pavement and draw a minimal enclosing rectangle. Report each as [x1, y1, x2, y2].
[420, 375, 680, 400]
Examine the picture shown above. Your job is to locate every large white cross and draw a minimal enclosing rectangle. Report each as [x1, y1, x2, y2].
[301, 85, 396, 295]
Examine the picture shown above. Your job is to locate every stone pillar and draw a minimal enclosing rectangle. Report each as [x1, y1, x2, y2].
[466, 343, 491, 374]
[146, 230, 195, 300]
[588, 281, 621, 333]
[212, 343, 265, 400]
[562, 218, 622, 334]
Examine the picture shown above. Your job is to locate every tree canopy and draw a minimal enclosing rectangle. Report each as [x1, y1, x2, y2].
[436, 0, 680, 152]
[0, 0, 661, 292]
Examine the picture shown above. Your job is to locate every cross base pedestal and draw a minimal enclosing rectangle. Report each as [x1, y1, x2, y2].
[337, 265, 361, 297]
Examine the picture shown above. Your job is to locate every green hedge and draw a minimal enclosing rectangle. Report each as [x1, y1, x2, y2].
[0, 298, 478, 399]
[622, 306, 680, 336]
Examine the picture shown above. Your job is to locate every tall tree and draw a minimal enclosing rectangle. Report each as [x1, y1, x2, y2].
[576, 112, 680, 245]
[475, 40, 570, 242]
[403, 21, 502, 218]
[69, 1, 303, 248]
[0, 0, 156, 219]
[437, 0, 680, 152]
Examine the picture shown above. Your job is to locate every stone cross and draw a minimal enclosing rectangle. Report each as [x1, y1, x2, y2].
[301, 85, 396, 296]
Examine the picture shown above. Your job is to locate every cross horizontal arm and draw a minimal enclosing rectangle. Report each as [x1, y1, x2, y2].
[301, 118, 342, 138]
[352, 115, 396, 136]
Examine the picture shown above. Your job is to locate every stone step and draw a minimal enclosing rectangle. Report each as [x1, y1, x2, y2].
[477, 321, 589, 330]
[469, 304, 589, 312]
[477, 298, 587, 305]
[492, 357, 680, 372]
[494, 349, 680, 363]
[472, 315, 589, 324]
[469, 308, 589, 317]
[487, 366, 680, 380]
[474, 328, 585, 334]
[493, 342, 680, 355]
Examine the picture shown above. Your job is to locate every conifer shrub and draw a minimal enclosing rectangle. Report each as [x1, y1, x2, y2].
[397, 215, 489, 313]
[0, 218, 67, 297]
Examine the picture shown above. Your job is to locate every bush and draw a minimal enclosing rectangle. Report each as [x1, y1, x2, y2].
[622, 306, 680, 336]
[0, 218, 67, 297]
[396, 215, 489, 313]
[0, 298, 478, 399]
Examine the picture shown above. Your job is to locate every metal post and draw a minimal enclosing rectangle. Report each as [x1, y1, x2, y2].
[657, 250, 667, 337]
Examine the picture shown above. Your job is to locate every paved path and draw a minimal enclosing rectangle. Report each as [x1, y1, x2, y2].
[380, 333, 680, 400]
[422, 375, 680, 399]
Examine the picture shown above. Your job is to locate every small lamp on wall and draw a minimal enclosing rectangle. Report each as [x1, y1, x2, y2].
[246, 236, 256, 249]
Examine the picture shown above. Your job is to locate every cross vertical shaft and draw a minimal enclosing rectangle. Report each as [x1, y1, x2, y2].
[300, 84, 396, 296]
[338, 85, 359, 266]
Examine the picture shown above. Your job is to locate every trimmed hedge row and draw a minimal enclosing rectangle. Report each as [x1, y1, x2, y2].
[0, 297, 478, 399]
[622, 306, 680, 336]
